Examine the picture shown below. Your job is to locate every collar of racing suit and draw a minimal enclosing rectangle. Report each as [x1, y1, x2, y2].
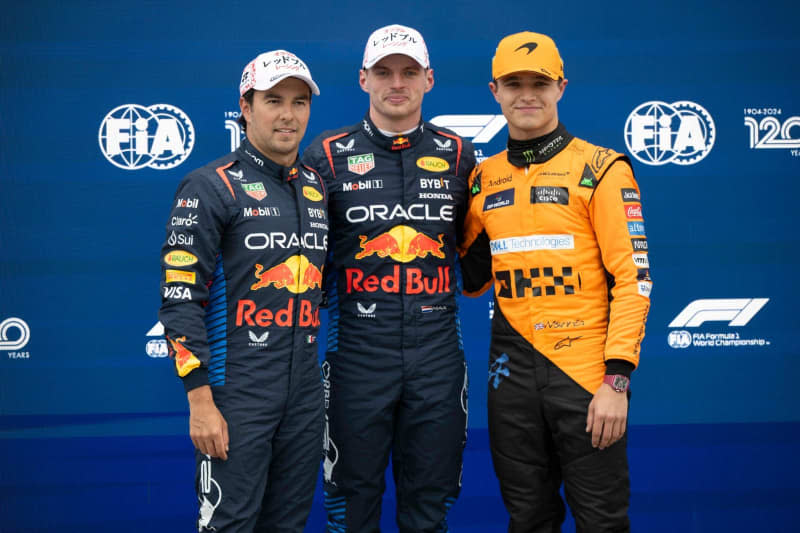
[359, 112, 424, 151]
[236, 137, 300, 181]
[506, 122, 574, 167]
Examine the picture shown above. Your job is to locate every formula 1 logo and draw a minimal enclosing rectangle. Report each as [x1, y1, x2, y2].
[429, 115, 507, 143]
[624, 101, 715, 165]
[98, 104, 195, 170]
[668, 298, 768, 328]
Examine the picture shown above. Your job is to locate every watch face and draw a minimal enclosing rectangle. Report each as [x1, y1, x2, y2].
[613, 375, 629, 391]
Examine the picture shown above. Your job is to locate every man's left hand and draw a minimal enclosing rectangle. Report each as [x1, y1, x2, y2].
[585, 382, 628, 449]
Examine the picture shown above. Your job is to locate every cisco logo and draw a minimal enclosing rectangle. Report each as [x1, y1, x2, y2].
[624, 101, 715, 166]
[98, 104, 195, 170]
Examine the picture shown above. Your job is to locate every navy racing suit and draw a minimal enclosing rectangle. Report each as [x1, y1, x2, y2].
[302, 114, 475, 532]
[159, 138, 327, 532]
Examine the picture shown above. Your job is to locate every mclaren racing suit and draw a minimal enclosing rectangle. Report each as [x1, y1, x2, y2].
[460, 124, 650, 532]
[158, 138, 327, 532]
[302, 114, 475, 532]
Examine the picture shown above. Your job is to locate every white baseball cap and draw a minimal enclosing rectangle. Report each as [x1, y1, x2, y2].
[239, 50, 320, 96]
[362, 24, 429, 69]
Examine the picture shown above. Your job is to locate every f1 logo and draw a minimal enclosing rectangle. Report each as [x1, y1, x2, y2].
[668, 298, 768, 328]
[429, 115, 507, 143]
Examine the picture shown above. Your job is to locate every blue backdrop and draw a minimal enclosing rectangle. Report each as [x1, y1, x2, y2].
[2, 1, 799, 531]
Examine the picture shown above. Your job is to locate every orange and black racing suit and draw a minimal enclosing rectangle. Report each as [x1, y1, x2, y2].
[460, 123, 650, 532]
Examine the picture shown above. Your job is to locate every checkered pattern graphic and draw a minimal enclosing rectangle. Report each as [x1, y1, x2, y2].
[496, 266, 577, 298]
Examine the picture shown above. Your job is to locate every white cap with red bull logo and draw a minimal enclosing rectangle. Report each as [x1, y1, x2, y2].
[362, 24, 429, 69]
[239, 50, 320, 96]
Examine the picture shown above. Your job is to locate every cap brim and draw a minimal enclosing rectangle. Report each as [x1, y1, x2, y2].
[252, 73, 320, 96]
[494, 67, 559, 81]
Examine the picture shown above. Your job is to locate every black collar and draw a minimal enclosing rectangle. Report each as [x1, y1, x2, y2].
[506, 122, 573, 167]
[236, 137, 298, 181]
[360, 112, 425, 151]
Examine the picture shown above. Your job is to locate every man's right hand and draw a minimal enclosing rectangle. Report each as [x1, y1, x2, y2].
[187, 385, 229, 460]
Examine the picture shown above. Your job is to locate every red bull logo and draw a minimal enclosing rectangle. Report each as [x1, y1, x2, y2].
[346, 265, 451, 295]
[250, 255, 323, 294]
[355, 225, 445, 263]
[391, 136, 410, 150]
[236, 298, 319, 327]
[166, 335, 201, 377]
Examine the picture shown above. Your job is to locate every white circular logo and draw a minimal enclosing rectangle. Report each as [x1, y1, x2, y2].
[624, 101, 715, 166]
[0, 317, 31, 351]
[98, 104, 195, 170]
[668, 330, 692, 349]
[146, 339, 168, 358]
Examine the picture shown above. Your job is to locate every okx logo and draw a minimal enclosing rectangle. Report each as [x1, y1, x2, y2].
[98, 104, 195, 170]
[624, 101, 715, 165]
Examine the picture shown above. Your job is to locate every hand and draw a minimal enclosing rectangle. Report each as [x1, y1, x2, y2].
[187, 385, 229, 460]
[585, 382, 628, 450]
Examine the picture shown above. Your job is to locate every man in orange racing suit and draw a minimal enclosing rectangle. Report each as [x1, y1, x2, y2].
[459, 32, 651, 532]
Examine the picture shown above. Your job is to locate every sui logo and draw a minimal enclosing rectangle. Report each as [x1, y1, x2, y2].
[98, 104, 195, 170]
[624, 101, 715, 165]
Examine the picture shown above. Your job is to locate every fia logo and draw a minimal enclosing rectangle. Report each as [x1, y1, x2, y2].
[145, 321, 167, 358]
[98, 104, 195, 170]
[624, 101, 715, 165]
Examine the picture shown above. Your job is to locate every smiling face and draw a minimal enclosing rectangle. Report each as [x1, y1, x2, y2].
[489, 72, 567, 140]
[239, 77, 311, 166]
[360, 54, 434, 132]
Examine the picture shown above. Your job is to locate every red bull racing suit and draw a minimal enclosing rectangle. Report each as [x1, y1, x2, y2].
[158, 138, 327, 532]
[459, 123, 651, 532]
[302, 114, 475, 532]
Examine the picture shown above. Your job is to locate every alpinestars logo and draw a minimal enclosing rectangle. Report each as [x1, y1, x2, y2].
[335, 139, 355, 152]
[98, 104, 195, 170]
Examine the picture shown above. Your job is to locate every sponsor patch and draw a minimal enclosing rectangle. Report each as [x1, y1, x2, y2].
[303, 186, 323, 202]
[483, 188, 515, 211]
[578, 164, 597, 188]
[470, 171, 482, 195]
[638, 281, 652, 298]
[490, 234, 575, 255]
[416, 156, 450, 172]
[632, 253, 649, 268]
[164, 250, 198, 266]
[621, 188, 641, 202]
[347, 153, 375, 175]
[531, 186, 569, 205]
[637, 268, 651, 281]
[241, 182, 267, 201]
[165, 269, 196, 284]
[627, 221, 646, 236]
[625, 204, 643, 219]
[631, 239, 648, 252]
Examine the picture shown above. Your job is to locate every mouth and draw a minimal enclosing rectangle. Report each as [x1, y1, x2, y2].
[386, 94, 408, 104]
[274, 128, 296, 134]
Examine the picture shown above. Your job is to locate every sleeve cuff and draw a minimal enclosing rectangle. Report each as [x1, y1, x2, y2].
[605, 359, 635, 378]
[181, 367, 209, 392]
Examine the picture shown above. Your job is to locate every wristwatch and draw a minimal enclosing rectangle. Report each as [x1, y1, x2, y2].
[603, 374, 630, 393]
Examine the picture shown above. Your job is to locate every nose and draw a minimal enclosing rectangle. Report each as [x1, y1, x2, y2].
[390, 71, 406, 88]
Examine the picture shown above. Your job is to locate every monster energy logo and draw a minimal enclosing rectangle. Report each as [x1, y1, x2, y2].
[522, 149, 535, 163]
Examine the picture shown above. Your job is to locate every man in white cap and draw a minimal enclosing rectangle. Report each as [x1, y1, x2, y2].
[159, 50, 327, 531]
[303, 24, 475, 532]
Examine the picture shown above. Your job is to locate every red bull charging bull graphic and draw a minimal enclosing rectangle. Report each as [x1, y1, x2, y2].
[349, 225, 450, 295]
[251, 255, 323, 293]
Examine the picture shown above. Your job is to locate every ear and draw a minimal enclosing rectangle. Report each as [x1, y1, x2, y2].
[489, 80, 500, 104]
[239, 95, 251, 124]
[424, 68, 434, 93]
[359, 69, 369, 93]
[556, 78, 568, 103]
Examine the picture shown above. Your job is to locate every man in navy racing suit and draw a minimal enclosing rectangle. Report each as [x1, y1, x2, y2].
[302, 24, 475, 532]
[158, 50, 327, 532]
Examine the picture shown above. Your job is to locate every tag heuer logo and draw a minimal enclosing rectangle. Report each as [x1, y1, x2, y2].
[241, 182, 267, 201]
[347, 153, 375, 176]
